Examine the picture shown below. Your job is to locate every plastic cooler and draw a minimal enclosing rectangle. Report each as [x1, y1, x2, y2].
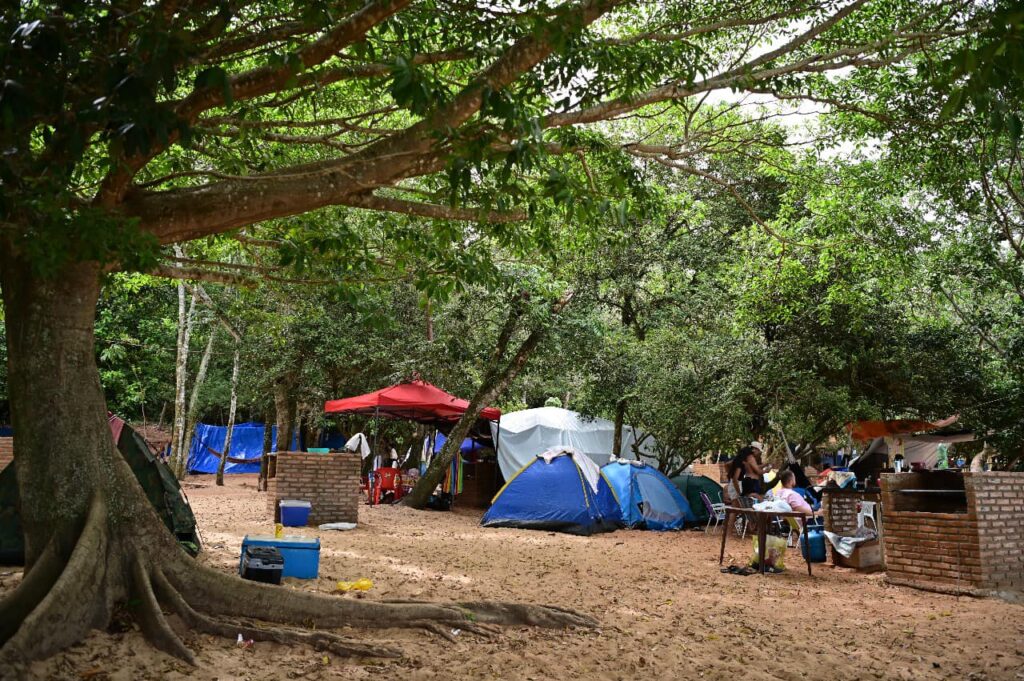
[279, 499, 312, 526]
[240, 535, 320, 579]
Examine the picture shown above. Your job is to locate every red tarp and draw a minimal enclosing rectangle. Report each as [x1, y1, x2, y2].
[324, 380, 501, 424]
[848, 415, 959, 441]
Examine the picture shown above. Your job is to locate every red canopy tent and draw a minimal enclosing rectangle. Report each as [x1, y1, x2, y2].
[324, 380, 501, 426]
[848, 415, 959, 441]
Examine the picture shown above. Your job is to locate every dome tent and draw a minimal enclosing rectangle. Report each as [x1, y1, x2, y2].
[670, 474, 723, 525]
[603, 460, 697, 531]
[481, 448, 623, 535]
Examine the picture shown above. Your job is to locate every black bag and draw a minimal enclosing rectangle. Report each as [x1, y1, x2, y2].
[241, 546, 284, 585]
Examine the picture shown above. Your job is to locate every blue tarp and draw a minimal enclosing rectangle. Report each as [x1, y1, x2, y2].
[318, 431, 349, 450]
[602, 461, 696, 531]
[187, 423, 299, 474]
[481, 453, 622, 535]
[429, 432, 486, 455]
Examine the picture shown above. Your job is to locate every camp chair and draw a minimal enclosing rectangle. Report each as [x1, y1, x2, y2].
[369, 467, 404, 506]
[700, 492, 727, 534]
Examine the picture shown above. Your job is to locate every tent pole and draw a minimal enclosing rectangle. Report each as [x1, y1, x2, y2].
[374, 407, 380, 465]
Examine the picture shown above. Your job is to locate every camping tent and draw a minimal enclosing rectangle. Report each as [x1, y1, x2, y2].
[491, 407, 657, 480]
[670, 474, 723, 525]
[1, 415, 200, 565]
[428, 431, 488, 455]
[186, 422, 298, 474]
[481, 448, 623, 535]
[602, 460, 696, 530]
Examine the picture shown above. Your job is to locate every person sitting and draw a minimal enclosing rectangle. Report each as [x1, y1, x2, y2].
[775, 470, 822, 516]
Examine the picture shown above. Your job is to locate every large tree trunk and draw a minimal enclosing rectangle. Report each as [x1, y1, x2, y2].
[258, 408, 273, 492]
[0, 257, 592, 675]
[216, 346, 240, 486]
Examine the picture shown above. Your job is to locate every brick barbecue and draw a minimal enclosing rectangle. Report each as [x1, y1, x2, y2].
[881, 470, 1024, 595]
[266, 451, 361, 526]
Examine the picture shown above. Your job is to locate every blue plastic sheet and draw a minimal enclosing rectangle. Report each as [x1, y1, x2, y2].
[187, 423, 300, 474]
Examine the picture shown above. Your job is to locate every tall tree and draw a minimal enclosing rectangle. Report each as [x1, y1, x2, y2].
[0, 0, 980, 668]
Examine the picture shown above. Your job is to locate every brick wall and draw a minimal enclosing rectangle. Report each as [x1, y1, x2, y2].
[692, 462, 728, 482]
[880, 471, 1024, 594]
[821, 488, 881, 564]
[0, 437, 12, 471]
[266, 451, 361, 526]
[965, 472, 1024, 590]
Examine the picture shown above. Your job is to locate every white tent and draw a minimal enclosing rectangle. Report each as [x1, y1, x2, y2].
[491, 407, 658, 480]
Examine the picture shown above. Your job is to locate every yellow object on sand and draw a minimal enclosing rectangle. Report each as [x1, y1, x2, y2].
[336, 578, 373, 592]
[274, 523, 284, 538]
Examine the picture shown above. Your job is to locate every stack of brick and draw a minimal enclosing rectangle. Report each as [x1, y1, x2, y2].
[266, 451, 361, 526]
[880, 471, 1024, 594]
[691, 462, 729, 483]
[821, 488, 882, 564]
[0, 437, 12, 471]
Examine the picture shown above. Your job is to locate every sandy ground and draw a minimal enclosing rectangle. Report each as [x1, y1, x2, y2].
[4, 473, 1023, 680]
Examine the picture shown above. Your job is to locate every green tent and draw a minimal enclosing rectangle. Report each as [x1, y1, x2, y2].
[0, 416, 200, 565]
[670, 474, 723, 525]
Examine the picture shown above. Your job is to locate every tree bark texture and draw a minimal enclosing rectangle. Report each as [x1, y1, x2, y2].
[273, 373, 298, 453]
[216, 346, 240, 486]
[0, 257, 592, 676]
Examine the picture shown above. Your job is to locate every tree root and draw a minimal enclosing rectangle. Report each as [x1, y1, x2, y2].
[1, 495, 112, 672]
[1, 492, 597, 675]
[132, 559, 195, 664]
[151, 569, 402, 659]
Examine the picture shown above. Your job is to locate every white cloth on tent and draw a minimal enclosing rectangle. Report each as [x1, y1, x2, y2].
[344, 433, 371, 459]
[538, 446, 602, 493]
[492, 407, 658, 480]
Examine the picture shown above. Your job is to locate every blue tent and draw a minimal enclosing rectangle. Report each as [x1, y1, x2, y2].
[602, 460, 696, 531]
[481, 451, 623, 535]
[187, 423, 300, 474]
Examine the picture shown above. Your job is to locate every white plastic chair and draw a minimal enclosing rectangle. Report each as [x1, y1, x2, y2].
[857, 500, 877, 532]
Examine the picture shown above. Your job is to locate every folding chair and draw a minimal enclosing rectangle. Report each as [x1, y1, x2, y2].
[700, 491, 727, 534]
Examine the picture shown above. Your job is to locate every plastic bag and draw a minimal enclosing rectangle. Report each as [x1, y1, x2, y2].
[750, 535, 787, 571]
[336, 578, 373, 592]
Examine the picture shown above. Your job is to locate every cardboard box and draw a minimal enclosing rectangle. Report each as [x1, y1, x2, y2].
[833, 538, 882, 572]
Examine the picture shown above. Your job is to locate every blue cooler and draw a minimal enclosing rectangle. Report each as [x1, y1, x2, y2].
[240, 535, 320, 579]
[279, 499, 312, 526]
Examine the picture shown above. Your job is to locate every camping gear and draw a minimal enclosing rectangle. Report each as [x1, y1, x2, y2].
[671, 474, 724, 524]
[832, 538, 883, 571]
[307, 447, 330, 454]
[491, 407, 657, 480]
[800, 520, 827, 563]
[601, 460, 696, 530]
[241, 535, 320, 579]
[0, 415, 200, 565]
[700, 491, 728, 534]
[240, 546, 284, 584]
[279, 499, 312, 526]
[481, 448, 623, 535]
[318, 522, 357, 531]
[442, 452, 464, 495]
[187, 422, 299, 474]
